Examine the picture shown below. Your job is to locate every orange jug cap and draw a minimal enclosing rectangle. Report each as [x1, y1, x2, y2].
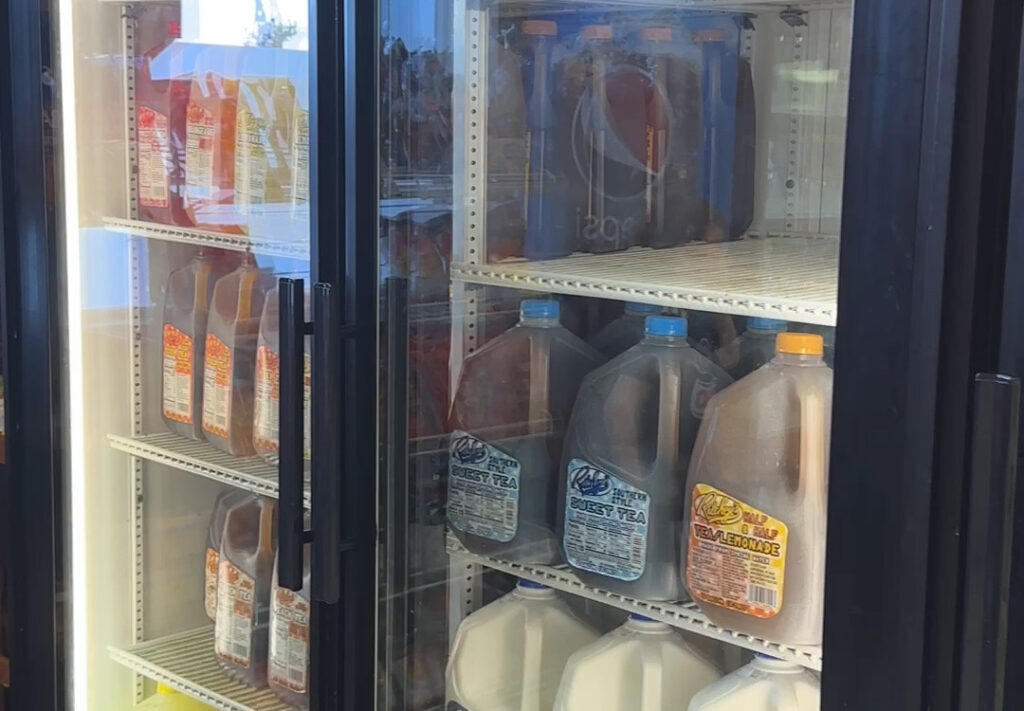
[776, 332, 824, 356]
[522, 20, 558, 37]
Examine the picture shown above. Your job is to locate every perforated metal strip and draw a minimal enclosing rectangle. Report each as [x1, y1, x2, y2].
[103, 217, 310, 259]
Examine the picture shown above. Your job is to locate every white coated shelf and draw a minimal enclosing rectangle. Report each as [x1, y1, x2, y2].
[448, 536, 823, 671]
[453, 235, 839, 326]
[108, 432, 310, 508]
[104, 217, 309, 260]
[109, 628, 293, 711]
[494, 0, 848, 11]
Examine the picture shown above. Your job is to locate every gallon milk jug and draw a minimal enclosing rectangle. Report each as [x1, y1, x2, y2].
[685, 333, 831, 645]
[253, 286, 312, 468]
[587, 301, 663, 357]
[202, 256, 274, 456]
[268, 545, 311, 709]
[561, 315, 731, 600]
[203, 489, 254, 622]
[449, 299, 605, 564]
[687, 654, 820, 711]
[215, 495, 277, 686]
[446, 580, 599, 711]
[715, 317, 788, 380]
[162, 249, 235, 440]
[553, 613, 722, 711]
[135, 684, 215, 710]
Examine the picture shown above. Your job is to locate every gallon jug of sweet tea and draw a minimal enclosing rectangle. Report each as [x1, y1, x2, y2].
[586, 301, 663, 357]
[203, 489, 254, 622]
[162, 249, 235, 440]
[687, 654, 820, 711]
[715, 317, 788, 380]
[449, 299, 605, 564]
[268, 545, 311, 708]
[202, 256, 274, 456]
[685, 333, 831, 645]
[561, 315, 731, 600]
[446, 580, 599, 711]
[215, 495, 277, 686]
[554, 613, 722, 711]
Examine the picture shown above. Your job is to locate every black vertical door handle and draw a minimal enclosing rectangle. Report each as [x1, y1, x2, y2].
[312, 281, 342, 603]
[278, 277, 307, 591]
[958, 373, 1020, 711]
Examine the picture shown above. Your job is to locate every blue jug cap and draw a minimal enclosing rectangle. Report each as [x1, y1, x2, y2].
[520, 299, 559, 320]
[625, 302, 662, 315]
[755, 652, 782, 661]
[749, 317, 788, 332]
[645, 316, 687, 338]
[516, 579, 549, 590]
[629, 613, 655, 622]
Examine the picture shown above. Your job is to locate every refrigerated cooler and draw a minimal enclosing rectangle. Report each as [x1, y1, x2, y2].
[3, 0, 1024, 709]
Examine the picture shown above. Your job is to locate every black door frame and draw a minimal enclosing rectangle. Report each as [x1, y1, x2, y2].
[0, 0, 64, 707]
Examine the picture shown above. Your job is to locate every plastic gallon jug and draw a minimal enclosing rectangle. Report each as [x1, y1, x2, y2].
[637, 25, 705, 248]
[202, 256, 274, 456]
[215, 495, 277, 686]
[561, 315, 731, 600]
[449, 300, 605, 564]
[204, 489, 254, 622]
[253, 286, 311, 468]
[136, 16, 190, 227]
[685, 333, 832, 645]
[135, 684, 215, 710]
[687, 654, 820, 711]
[184, 46, 244, 233]
[268, 545, 311, 708]
[486, 35, 527, 261]
[553, 613, 721, 711]
[715, 318, 788, 380]
[162, 249, 234, 440]
[446, 580, 599, 711]
[587, 301, 663, 357]
[521, 20, 574, 260]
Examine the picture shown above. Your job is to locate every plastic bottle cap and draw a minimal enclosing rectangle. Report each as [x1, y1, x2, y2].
[581, 24, 613, 41]
[522, 20, 558, 37]
[629, 612, 655, 622]
[517, 579, 550, 590]
[645, 316, 688, 338]
[641, 27, 673, 42]
[625, 302, 662, 315]
[156, 683, 177, 695]
[776, 332, 824, 356]
[168, 21, 181, 38]
[520, 299, 559, 320]
[693, 28, 726, 43]
[749, 317, 788, 332]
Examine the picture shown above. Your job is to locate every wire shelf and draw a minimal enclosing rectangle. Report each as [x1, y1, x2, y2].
[453, 235, 839, 326]
[448, 536, 823, 671]
[103, 217, 310, 260]
[109, 628, 294, 711]
[108, 432, 310, 508]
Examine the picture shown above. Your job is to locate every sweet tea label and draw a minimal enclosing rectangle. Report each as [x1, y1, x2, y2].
[447, 430, 520, 542]
[564, 458, 650, 581]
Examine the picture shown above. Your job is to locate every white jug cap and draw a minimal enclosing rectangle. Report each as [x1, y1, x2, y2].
[752, 653, 807, 673]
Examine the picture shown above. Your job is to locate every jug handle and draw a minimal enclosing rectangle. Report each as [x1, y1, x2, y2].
[655, 357, 683, 464]
[796, 380, 827, 511]
[520, 611, 544, 711]
[528, 334, 550, 435]
[258, 498, 277, 556]
[640, 641, 663, 711]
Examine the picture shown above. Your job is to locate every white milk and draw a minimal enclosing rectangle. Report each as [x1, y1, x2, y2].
[553, 614, 722, 711]
[687, 655, 820, 711]
[446, 580, 599, 711]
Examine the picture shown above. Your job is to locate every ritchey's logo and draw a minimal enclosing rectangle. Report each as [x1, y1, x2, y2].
[452, 435, 487, 465]
[693, 490, 743, 525]
[570, 464, 611, 497]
